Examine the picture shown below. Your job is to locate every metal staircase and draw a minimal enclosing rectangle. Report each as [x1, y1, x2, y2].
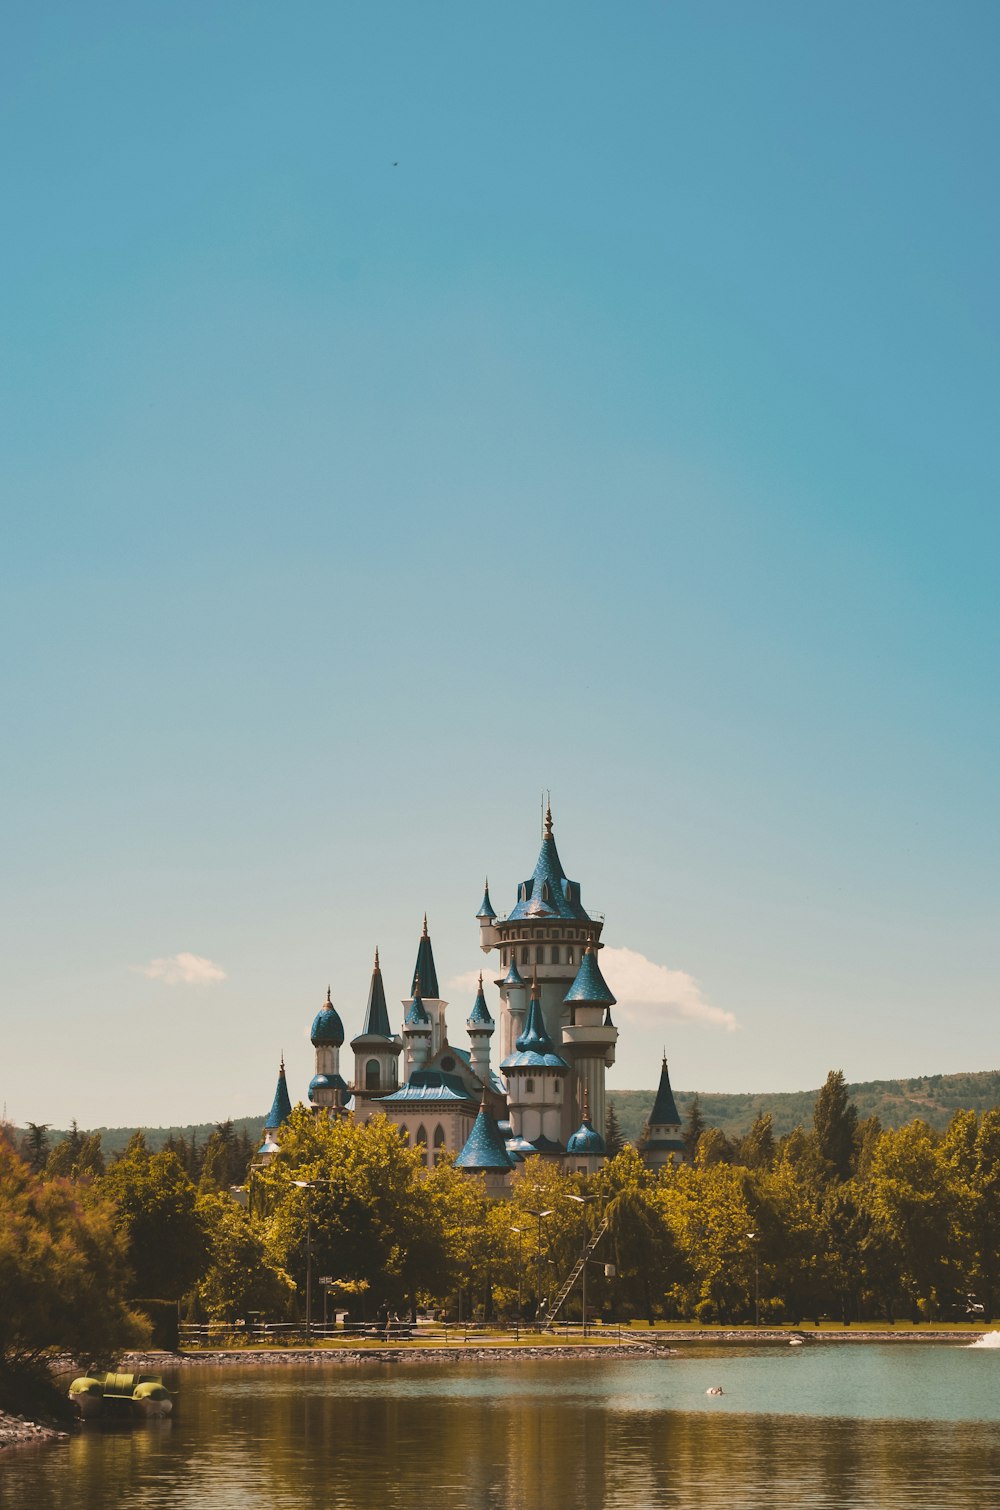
[541, 1216, 610, 1327]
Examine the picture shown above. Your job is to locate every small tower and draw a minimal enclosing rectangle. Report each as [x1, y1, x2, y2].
[561, 940, 618, 1146]
[565, 1086, 606, 1176]
[498, 954, 527, 1062]
[308, 987, 350, 1115]
[455, 1091, 514, 1197]
[402, 975, 433, 1076]
[466, 973, 495, 1085]
[639, 1055, 686, 1169]
[351, 947, 403, 1095]
[476, 877, 496, 953]
[258, 1057, 292, 1164]
[500, 970, 569, 1153]
[406, 915, 449, 1057]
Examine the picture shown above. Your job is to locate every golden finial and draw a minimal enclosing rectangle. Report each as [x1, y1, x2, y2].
[326, 985, 332, 1004]
[478, 971, 483, 988]
[544, 801, 553, 840]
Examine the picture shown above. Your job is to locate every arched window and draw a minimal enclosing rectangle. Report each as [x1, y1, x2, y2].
[416, 1124, 428, 1167]
[433, 1125, 447, 1166]
[366, 1059, 380, 1090]
[398, 1126, 410, 1146]
[536, 946, 544, 963]
[521, 947, 529, 964]
[567, 948, 575, 966]
[526, 1078, 535, 1093]
[502, 949, 507, 967]
[541, 880, 551, 902]
[551, 945, 560, 964]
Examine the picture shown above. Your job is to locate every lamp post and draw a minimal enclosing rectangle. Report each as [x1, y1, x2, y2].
[510, 1226, 525, 1341]
[746, 1231, 760, 1328]
[292, 1179, 333, 1340]
[525, 1209, 553, 1326]
[566, 1193, 600, 1337]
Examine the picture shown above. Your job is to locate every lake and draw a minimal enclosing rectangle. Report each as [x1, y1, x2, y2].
[3, 1343, 1000, 1510]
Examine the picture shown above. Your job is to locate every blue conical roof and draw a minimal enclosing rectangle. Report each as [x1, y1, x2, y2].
[411, 915, 440, 998]
[311, 988, 345, 1047]
[467, 975, 494, 1030]
[506, 806, 591, 923]
[564, 944, 616, 1007]
[502, 956, 526, 989]
[650, 1056, 681, 1127]
[476, 880, 497, 920]
[455, 1103, 514, 1170]
[358, 948, 393, 1039]
[405, 980, 431, 1027]
[264, 1060, 292, 1129]
[500, 980, 568, 1070]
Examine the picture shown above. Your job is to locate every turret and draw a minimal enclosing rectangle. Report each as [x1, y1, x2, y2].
[350, 947, 403, 1095]
[639, 1055, 685, 1170]
[466, 973, 495, 1085]
[566, 1086, 606, 1176]
[407, 915, 449, 1057]
[500, 970, 568, 1153]
[258, 1057, 292, 1163]
[308, 987, 350, 1115]
[498, 954, 527, 1062]
[402, 975, 432, 1076]
[477, 878, 498, 954]
[455, 1090, 514, 1197]
[561, 940, 618, 1144]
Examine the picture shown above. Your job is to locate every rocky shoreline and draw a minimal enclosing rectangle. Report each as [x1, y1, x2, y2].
[0, 1409, 69, 1451]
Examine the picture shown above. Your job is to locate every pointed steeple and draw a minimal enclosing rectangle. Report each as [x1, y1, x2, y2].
[649, 1055, 681, 1127]
[264, 1057, 292, 1129]
[567, 1081, 606, 1154]
[506, 971, 566, 1064]
[455, 1096, 514, 1171]
[507, 802, 590, 922]
[359, 945, 393, 1039]
[404, 974, 431, 1027]
[564, 940, 617, 1006]
[467, 972, 494, 1031]
[411, 915, 440, 999]
[476, 878, 497, 921]
[502, 954, 526, 990]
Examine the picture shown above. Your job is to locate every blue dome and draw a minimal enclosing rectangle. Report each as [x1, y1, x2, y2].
[311, 989, 345, 1047]
[308, 1072, 349, 1102]
[567, 1117, 606, 1155]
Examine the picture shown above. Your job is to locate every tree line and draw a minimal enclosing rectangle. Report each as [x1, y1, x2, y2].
[3, 1069, 999, 1396]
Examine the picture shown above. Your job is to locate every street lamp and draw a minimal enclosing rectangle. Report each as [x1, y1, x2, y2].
[566, 1193, 600, 1337]
[746, 1231, 760, 1328]
[525, 1209, 554, 1326]
[292, 1179, 333, 1340]
[509, 1226, 525, 1341]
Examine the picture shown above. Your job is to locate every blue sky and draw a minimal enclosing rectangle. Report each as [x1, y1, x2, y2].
[1, 2, 997, 1129]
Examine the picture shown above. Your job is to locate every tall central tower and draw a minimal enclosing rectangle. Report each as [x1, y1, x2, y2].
[478, 805, 617, 1148]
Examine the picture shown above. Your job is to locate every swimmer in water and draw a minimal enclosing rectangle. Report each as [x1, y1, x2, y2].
[706, 1386, 724, 1396]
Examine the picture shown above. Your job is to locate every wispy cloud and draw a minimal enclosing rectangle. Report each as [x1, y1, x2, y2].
[450, 950, 735, 1033]
[447, 969, 494, 1001]
[139, 952, 227, 986]
[597, 947, 736, 1032]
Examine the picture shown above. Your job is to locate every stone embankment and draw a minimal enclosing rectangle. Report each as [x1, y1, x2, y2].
[122, 1342, 672, 1368]
[0, 1410, 68, 1451]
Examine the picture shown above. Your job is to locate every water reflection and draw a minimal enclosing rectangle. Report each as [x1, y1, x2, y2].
[3, 1354, 1000, 1510]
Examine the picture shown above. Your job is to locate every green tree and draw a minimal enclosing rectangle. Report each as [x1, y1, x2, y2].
[47, 1125, 104, 1180]
[605, 1102, 625, 1158]
[0, 1142, 148, 1383]
[196, 1192, 295, 1322]
[682, 1097, 705, 1161]
[20, 1123, 50, 1174]
[865, 1120, 957, 1319]
[738, 1112, 776, 1170]
[813, 1070, 858, 1182]
[98, 1136, 209, 1301]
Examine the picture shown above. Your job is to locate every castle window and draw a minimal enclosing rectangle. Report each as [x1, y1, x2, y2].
[526, 1078, 535, 1093]
[567, 948, 575, 965]
[433, 1125, 446, 1166]
[398, 1126, 410, 1146]
[541, 881, 551, 902]
[551, 946, 560, 964]
[366, 1059, 380, 1090]
[502, 949, 507, 967]
[536, 947, 544, 963]
[521, 947, 529, 964]
[416, 1124, 428, 1167]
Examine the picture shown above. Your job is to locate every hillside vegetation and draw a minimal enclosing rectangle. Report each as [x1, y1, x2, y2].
[20, 1069, 1000, 1156]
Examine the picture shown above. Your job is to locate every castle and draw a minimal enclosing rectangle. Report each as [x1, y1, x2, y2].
[259, 805, 684, 1190]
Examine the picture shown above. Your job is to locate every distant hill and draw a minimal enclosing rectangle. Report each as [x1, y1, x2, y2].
[18, 1069, 1000, 1157]
[608, 1069, 1000, 1145]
